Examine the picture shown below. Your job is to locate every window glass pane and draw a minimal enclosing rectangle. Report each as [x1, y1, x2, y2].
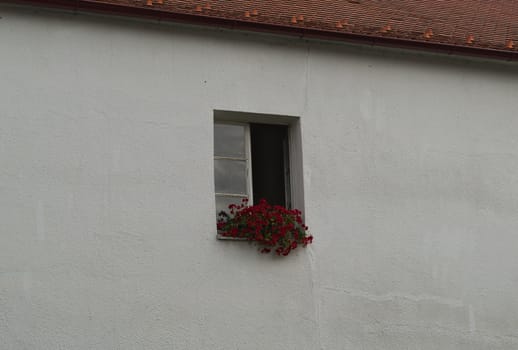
[214, 159, 247, 194]
[215, 195, 246, 217]
[214, 123, 245, 158]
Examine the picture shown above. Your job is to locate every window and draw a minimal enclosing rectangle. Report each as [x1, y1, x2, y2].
[213, 111, 304, 219]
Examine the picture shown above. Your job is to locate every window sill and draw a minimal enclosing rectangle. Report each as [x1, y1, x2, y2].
[216, 233, 248, 241]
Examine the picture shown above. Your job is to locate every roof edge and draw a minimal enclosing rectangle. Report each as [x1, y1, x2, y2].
[7, 0, 518, 62]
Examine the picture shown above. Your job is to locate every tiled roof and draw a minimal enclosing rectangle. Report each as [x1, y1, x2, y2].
[11, 0, 518, 60]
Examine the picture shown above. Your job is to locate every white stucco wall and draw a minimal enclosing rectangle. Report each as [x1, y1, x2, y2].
[1, 4, 518, 349]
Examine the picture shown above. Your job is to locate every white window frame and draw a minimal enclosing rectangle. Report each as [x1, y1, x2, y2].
[214, 122, 253, 211]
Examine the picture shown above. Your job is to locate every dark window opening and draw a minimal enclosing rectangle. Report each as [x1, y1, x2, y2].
[250, 124, 290, 208]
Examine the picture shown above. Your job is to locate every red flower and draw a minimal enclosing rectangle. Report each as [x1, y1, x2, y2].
[217, 198, 313, 256]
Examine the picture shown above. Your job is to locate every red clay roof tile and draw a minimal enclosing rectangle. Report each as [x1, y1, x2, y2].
[10, 0, 518, 59]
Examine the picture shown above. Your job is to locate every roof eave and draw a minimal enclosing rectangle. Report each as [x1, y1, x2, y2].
[7, 0, 518, 62]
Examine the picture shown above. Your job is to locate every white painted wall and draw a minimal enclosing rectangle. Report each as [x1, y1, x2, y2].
[2, 4, 518, 349]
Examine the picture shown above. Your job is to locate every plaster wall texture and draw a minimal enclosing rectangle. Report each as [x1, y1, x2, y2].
[1, 5, 518, 350]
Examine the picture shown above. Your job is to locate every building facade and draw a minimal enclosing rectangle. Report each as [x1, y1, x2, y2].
[1, 2, 518, 349]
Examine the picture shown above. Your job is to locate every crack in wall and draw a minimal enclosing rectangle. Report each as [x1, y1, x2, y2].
[307, 245, 324, 350]
[322, 286, 465, 308]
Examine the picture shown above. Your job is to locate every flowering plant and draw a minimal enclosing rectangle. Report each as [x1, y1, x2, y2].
[217, 198, 313, 256]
